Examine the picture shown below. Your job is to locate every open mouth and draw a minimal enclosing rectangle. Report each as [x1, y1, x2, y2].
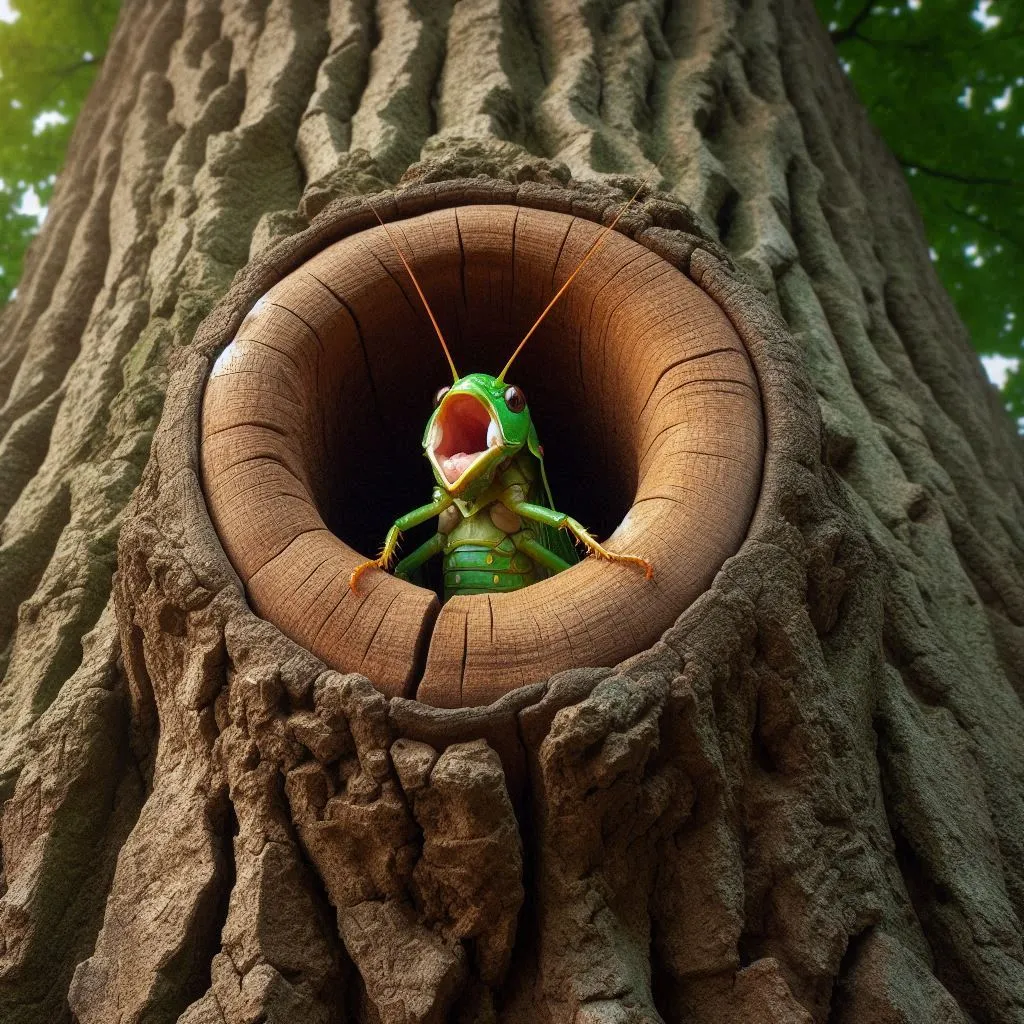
[432, 393, 502, 486]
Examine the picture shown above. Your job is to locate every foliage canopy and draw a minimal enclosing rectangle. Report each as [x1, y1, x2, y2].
[0, 0, 119, 302]
[819, 0, 1024, 418]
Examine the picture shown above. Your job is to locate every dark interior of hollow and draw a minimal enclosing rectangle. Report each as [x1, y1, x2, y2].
[312, 250, 637, 581]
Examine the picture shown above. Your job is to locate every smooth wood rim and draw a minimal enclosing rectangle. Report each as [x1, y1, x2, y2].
[201, 204, 764, 704]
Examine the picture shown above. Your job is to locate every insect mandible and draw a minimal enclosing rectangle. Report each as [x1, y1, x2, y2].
[348, 181, 655, 599]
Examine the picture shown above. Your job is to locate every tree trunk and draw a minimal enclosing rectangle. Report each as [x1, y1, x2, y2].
[1, 0, 1023, 1021]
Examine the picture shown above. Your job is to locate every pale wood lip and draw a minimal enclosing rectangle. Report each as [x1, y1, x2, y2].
[200, 204, 764, 705]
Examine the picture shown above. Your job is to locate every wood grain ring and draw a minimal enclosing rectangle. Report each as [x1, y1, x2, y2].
[201, 204, 764, 706]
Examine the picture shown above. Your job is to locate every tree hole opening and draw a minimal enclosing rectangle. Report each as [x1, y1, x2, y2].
[201, 202, 764, 704]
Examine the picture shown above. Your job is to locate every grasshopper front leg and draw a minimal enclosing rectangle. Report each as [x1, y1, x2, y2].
[510, 501, 653, 580]
[349, 491, 453, 592]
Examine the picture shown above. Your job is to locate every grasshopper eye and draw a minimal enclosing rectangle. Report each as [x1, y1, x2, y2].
[433, 386, 451, 408]
[504, 385, 526, 413]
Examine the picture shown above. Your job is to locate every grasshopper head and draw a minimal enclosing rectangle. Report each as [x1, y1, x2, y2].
[424, 372, 535, 499]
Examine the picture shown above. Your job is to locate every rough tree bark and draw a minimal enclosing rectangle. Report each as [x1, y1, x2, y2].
[0, 0, 1022, 1022]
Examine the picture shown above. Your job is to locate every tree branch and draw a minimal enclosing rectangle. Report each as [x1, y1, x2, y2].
[841, 26, 1024, 52]
[946, 202, 1024, 254]
[899, 157, 1023, 188]
[831, 0, 878, 45]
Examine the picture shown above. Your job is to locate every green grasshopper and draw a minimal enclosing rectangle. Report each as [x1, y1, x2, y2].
[349, 185, 654, 599]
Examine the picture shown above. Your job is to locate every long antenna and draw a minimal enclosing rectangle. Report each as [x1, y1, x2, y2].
[497, 167, 659, 382]
[366, 199, 459, 383]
